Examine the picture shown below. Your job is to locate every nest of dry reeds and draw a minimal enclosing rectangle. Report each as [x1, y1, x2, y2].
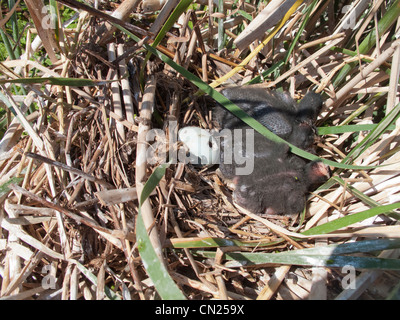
[0, 0, 400, 300]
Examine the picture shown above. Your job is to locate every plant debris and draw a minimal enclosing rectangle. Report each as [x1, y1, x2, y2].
[0, 0, 400, 300]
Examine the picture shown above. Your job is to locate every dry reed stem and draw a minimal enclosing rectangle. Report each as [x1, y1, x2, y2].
[117, 43, 137, 124]
[234, 0, 296, 50]
[24, 0, 58, 63]
[98, 0, 142, 44]
[135, 75, 165, 264]
[108, 43, 126, 147]
[257, 265, 291, 300]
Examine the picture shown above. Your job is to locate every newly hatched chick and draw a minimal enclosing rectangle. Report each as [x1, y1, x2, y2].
[217, 128, 284, 180]
[233, 157, 329, 215]
[213, 86, 328, 215]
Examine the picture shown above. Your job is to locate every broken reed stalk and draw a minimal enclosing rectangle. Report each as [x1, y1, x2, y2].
[98, 0, 142, 45]
[135, 75, 165, 263]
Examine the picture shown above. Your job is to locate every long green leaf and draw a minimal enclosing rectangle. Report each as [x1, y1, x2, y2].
[302, 202, 400, 236]
[171, 237, 283, 248]
[139, 162, 170, 207]
[0, 28, 16, 60]
[317, 123, 396, 135]
[276, 238, 400, 256]
[224, 254, 400, 270]
[193, 239, 400, 270]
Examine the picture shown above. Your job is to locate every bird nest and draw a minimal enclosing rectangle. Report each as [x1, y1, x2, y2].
[0, 0, 400, 300]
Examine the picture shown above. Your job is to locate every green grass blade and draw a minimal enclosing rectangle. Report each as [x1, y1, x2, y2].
[152, 0, 194, 49]
[237, 10, 252, 21]
[139, 162, 170, 207]
[0, 28, 16, 60]
[49, 0, 60, 42]
[317, 123, 396, 135]
[194, 239, 400, 270]
[302, 202, 400, 236]
[194, 250, 400, 270]
[224, 254, 400, 270]
[171, 236, 283, 248]
[278, 238, 400, 256]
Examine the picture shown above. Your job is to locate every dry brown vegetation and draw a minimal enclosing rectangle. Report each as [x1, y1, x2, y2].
[0, 0, 400, 300]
